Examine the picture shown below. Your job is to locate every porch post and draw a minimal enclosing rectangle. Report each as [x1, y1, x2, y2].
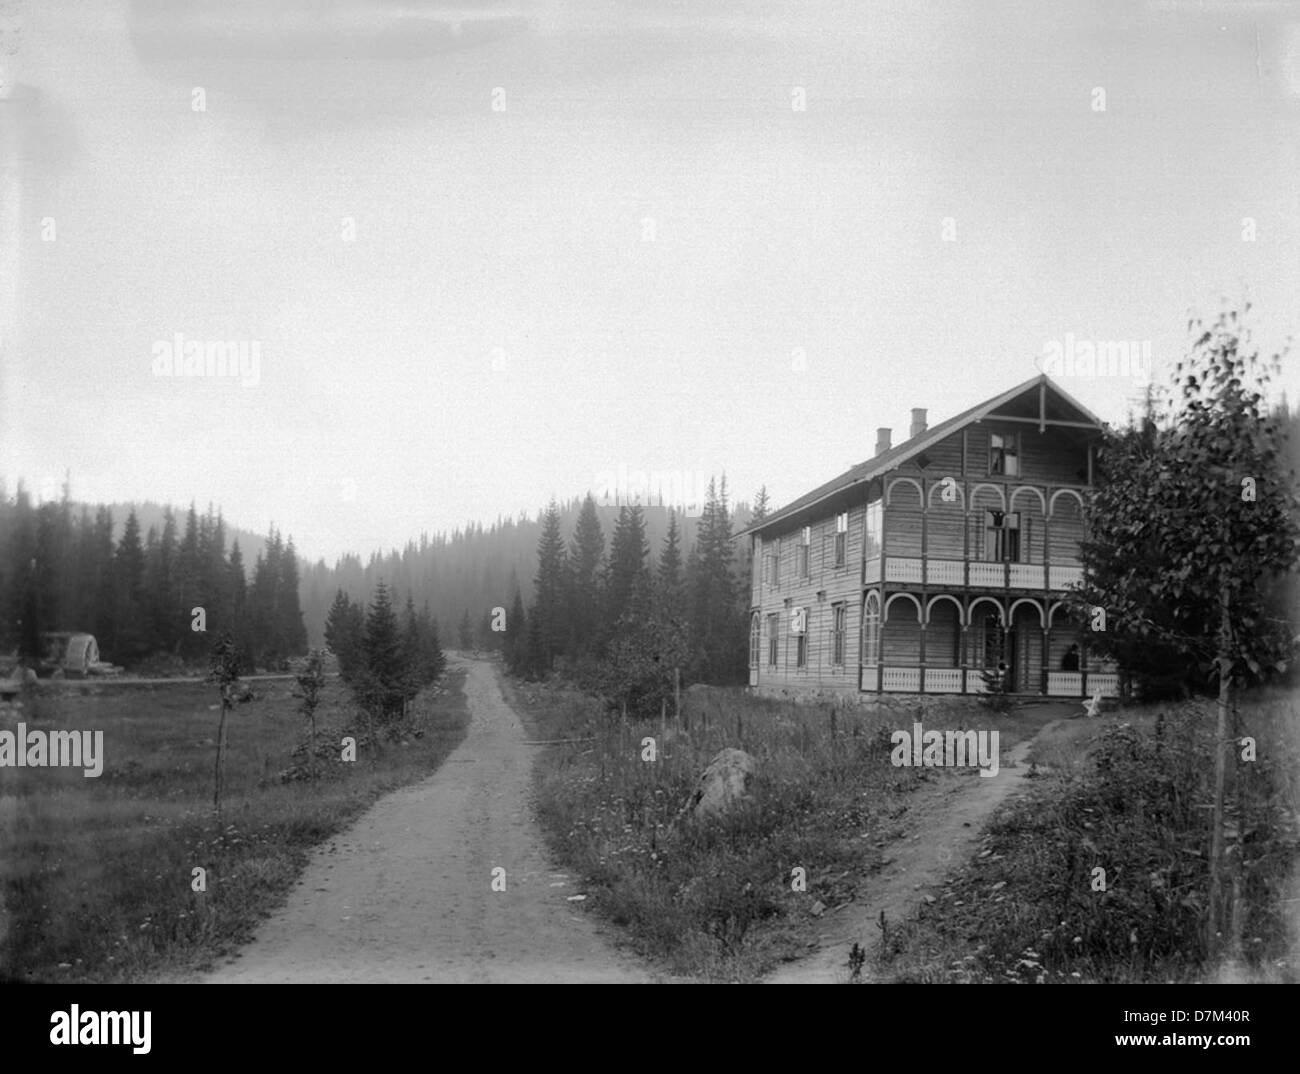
[1040, 627, 1049, 694]
[919, 620, 927, 693]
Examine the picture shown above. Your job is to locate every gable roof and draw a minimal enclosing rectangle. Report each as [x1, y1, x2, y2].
[735, 373, 1105, 540]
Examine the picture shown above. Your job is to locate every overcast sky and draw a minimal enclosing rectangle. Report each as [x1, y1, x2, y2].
[2, 0, 1298, 563]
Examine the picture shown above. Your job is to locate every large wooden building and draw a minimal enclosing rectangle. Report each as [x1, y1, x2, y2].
[737, 374, 1119, 699]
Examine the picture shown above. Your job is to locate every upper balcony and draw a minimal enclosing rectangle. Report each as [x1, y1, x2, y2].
[864, 556, 1082, 591]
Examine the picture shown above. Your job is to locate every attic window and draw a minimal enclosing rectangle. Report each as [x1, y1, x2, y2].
[915, 451, 933, 469]
[989, 432, 1020, 477]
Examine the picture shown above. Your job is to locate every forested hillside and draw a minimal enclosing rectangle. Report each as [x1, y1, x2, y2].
[300, 493, 754, 654]
[0, 482, 305, 671]
[0, 478, 758, 678]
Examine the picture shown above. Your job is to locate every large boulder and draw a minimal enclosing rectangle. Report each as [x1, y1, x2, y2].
[683, 748, 757, 820]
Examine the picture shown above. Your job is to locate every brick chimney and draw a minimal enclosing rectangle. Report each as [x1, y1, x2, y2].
[875, 427, 892, 456]
[910, 408, 927, 439]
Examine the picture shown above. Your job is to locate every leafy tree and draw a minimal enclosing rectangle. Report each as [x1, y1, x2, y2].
[292, 648, 327, 777]
[1071, 304, 1300, 959]
[205, 631, 242, 812]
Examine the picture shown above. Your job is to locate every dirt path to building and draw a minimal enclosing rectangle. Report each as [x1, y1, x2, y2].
[204, 656, 651, 984]
[765, 714, 1064, 984]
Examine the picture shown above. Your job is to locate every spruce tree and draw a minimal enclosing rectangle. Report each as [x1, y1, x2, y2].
[113, 508, 147, 663]
[504, 587, 527, 675]
[177, 503, 201, 658]
[325, 589, 363, 682]
[567, 493, 605, 658]
[359, 580, 405, 725]
[688, 476, 744, 683]
[604, 503, 649, 640]
[279, 536, 308, 657]
[530, 500, 569, 673]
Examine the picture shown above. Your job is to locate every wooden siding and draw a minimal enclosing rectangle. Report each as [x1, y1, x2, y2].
[750, 408, 1101, 695]
[751, 503, 866, 693]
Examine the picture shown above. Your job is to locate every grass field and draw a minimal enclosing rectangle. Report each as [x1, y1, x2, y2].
[0, 668, 470, 983]
[877, 690, 1300, 983]
[512, 679, 1057, 982]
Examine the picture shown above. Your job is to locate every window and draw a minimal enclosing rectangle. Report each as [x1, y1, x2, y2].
[862, 595, 880, 665]
[769, 541, 781, 586]
[835, 512, 848, 567]
[832, 603, 846, 666]
[864, 500, 882, 559]
[791, 606, 808, 668]
[990, 432, 1020, 476]
[798, 526, 811, 579]
[749, 613, 761, 667]
[983, 510, 1021, 561]
[766, 613, 779, 666]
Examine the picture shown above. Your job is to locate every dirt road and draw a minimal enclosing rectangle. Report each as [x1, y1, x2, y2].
[765, 723, 1059, 984]
[205, 656, 650, 983]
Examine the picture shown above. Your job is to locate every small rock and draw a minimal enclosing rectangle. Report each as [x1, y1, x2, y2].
[923, 894, 936, 904]
[810, 900, 826, 917]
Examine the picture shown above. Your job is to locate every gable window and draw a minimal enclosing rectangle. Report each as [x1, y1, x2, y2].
[983, 510, 1021, 561]
[832, 602, 846, 666]
[749, 613, 761, 668]
[989, 432, 1020, 477]
[766, 613, 779, 667]
[864, 500, 882, 559]
[798, 527, 811, 579]
[834, 513, 848, 567]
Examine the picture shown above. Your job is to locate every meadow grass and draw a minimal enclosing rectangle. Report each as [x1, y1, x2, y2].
[876, 689, 1300, 983]
[514, 678, 1055, 981]
[0, 669, 469, 982]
